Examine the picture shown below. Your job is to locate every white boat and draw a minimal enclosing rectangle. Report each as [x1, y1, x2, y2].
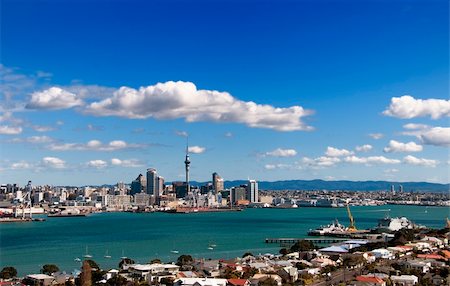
[375, 216, 419, 232]
[207, 246, 214, 250]
[104, 250, 111, 259]
[74, 258, 81, 262]
[84, 246, 92, 258]
[170, 250, 179, 254]
[308, 219, 347, 236]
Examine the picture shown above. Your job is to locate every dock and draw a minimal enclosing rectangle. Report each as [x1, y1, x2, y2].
[265, 237, 348, 247]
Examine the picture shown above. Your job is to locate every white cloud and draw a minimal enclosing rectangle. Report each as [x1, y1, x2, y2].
[383, 95, 450, 119]
[83, 81, 314, 131]
[419, 127, 450, 147]
[403, 155, 438, 167]
[403, 123, 429, 130]
[344, 156, 401, 165]
[42, 157, 66, 169]
[401, 125, 450, 147]
[383, 140, 423, 153]
[0, 125, 22, 135]
[10, 161, 33, 170]
[48, 140, 145, 151]
[26, 87, 84, 110]
[188, 146, 206, 154]
[264, 163, 292, 170]
[384, 168, 399, 173]
[110, 158, 143, 167]
[369, 133, 384, 140]
[175, 130, 189, 137]
[224, 132, 233, 137]
[355, 144, 373, 152]
[87, 160, 108, 168]
[325, 147, 354, 157]
[265, 148, 297, 157]
[32, 125, 55, 132]
[27, 136, 54, 144]
[302, 156, 341, 168]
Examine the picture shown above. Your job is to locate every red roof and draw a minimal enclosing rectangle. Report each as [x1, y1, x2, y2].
[356, 276, 384, 284]
[417, 254, 445, 260]
[227, 279, 249, 286]
[441, 250, 450, 259]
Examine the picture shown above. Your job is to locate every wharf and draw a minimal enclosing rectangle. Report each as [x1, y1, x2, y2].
[0, 217, 46, 223]
[265, 237, 348, 247]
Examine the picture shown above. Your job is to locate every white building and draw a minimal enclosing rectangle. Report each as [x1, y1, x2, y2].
[174, 278, 228, 286]
[390, 275, 418, 286]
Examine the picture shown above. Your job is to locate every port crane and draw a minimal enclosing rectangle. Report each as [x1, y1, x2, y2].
[346, 203, 357, 231]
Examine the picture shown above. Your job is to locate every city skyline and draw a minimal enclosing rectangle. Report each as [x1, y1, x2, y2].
[1, 0, 449, 185]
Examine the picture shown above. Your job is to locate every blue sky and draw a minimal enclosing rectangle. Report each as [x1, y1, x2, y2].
[1, 0, 449, 186]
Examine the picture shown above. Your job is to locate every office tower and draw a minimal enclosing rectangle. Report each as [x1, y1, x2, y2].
[399, 185, 403, 193]
[156, 176, 165, 197]
[212, 172, 224, 194]
[146, 168, 157, 195]
[246, 179, 258, 203]
[391, 185, 395, 195]
[131, 174, 145, 196]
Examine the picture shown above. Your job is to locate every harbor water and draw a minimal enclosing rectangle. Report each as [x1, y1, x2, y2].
[1, 204, 449, 276]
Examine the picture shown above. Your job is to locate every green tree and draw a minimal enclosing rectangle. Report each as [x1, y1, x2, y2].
[119, 258, 135, 269]
[149, 258, 161, 264]
[295, 262, 309, 270]
[176, 255, 193, 266]
[106, 274, 128, 286]
[242, 252, 254, 258]
[80, 260, 92, 286]
[41, 264, 60, 275]
[290, 240, 315, 252]
[279, 248, 289, 256]
[85, 259, 100, 270]
[159, 277, 174, 286]
[260, 277, 278, 286]
[0, 266, 17, 279]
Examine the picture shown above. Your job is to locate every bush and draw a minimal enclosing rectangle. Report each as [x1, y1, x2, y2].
[0, 266, 17, 279]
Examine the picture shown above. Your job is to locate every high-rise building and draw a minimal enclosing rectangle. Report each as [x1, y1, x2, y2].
[146, 168, 157, 195]
[399, 185, 403, 193]
[246, 180, 258, 203]
[131, 174, 146, 196]
[156, 176, 165, 197]
[212, 172, 224, 194]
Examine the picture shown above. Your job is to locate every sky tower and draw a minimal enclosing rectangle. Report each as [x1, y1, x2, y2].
[184, 138, 190, 194]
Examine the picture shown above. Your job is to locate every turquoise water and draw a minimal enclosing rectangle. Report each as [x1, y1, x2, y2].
[1, 205, 449, 276]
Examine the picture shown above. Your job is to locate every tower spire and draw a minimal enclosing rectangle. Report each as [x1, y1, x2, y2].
[184, 136, 190, 195]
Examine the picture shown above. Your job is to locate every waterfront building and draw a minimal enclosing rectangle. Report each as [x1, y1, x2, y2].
[131, 174, 146, 196]
[212, 172, 224, 194]
[134, 192, 150, 207]
[246, 180, 259, 203]
[231, 187, 246, 206]
[146, 168, 157, 196]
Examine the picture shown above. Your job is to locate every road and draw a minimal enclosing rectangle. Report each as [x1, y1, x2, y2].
[312, 268, 361, 286]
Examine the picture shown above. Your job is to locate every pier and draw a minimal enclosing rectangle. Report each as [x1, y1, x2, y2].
[265, 237, 348, 247]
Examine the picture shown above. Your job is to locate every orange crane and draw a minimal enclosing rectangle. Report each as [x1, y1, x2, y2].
[346, 203, 357, 231]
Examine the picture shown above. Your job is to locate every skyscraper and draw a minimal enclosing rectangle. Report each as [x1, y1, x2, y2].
[246, 180, 258, 203]
[212, 172, 224, 194]
[146, 168, 157, 195]
[156, 176, 165, 197]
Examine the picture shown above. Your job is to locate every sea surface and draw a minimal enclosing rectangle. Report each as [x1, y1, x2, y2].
[1, 204, 449, 276]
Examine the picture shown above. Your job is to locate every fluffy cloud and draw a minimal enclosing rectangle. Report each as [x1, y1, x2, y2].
[175, 130, 189, 137]
[87, 160, 108, 168]
[302, 156, 341, 167]
[27, 136, 54, 144]
[265, 148, 297, 157]
[403, 155, 438, 167]
[325, 147, 354, 157]
[42, 157, 66, 169]
[264, 163, 292, 170]
[26, 87, 84, 110]
[111, 158, 143, 167]
[419, 127, 450, 147]
[32, 125, 55, 132]
[48, 140, 145, 151]
[188, 146, 206, 154]
[383, 95, 450, 119]
[344, 156, 400, 165]
[10, 161, 33, 170]
[0, 125, 22, 135]
[83, 81, 313, 131]
[369, 133, 384, 140]
[383, 140, 423, 153]
[355, 144, 372, 152]
[402, 125, 450, 147]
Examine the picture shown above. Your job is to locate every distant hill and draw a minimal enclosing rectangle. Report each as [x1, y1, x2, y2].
[189, 179, 449, 193]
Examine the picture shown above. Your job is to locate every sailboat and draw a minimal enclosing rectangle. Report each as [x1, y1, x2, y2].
[104, 250, 111, 259]
[84, 246, 92, 258]
[120, 250, 127, 259]
[170, 249, 179, 254]
[74, 257, 81, 262]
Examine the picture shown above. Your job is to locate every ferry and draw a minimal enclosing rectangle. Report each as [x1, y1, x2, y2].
[374, 216, 422, 232]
